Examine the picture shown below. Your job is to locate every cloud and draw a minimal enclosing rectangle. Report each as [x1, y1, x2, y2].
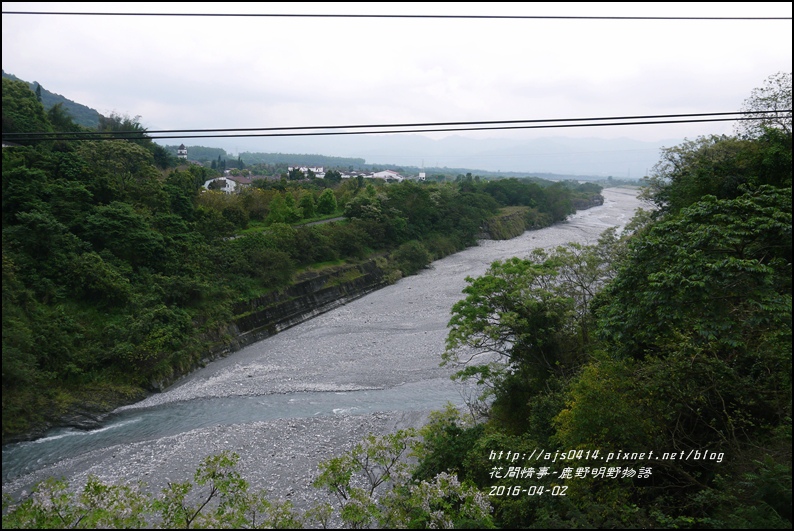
[2, 1, 791, 147]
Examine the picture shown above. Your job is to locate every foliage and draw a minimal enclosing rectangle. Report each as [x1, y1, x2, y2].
[312, 428, 494, 529]
[2, 70, 101, 128]
[641, 133, 792, 214]
[444, 236, 622, 387]
[596, 186, 791, 362]
[1, 77, 606, 462]
[735, 71, 792, 138]
[420, 78, 791, 526]
[391, 240, 433, 277]
[2, 78, 52, 140]
[316, 188, 339, 215]
[2, 451, 303, 529]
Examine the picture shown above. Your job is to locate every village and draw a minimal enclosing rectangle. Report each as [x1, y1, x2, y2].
[175, 144, 426, 194]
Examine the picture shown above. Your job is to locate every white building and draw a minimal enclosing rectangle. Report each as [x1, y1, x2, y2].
[202, 175, 252, 193]
[177, 144, 188, 159]
[288, 166, 325, 178]
[372, 170, 404, 181]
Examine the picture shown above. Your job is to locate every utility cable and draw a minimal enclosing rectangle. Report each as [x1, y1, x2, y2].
[3, 114, 788, 142]
[2, 11, 790, 20]
[4, 111, 780, 138]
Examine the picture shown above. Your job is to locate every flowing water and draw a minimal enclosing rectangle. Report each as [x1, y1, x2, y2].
[2, 187, 646, 492]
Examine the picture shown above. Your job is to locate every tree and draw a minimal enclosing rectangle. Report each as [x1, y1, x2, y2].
[735, 71, 792, 138]
[298, 192, 316, 219]
[442, 239, 621, 434]
[34, 82, 42, 103]
[97, 112, 147, 142]
[391, 240, 432, 276]
[311, 428, 493, 529]
[265, 193, 301, 225]
[444, 239, 619, 383]
[316, 188, 338, 215]
[46, 103, 80, 132]
[2, 77, 52, 139]
[596, 185, 791, 365]
[642, 135, 757, 214]
[82, 201, 166, 268]
[325, 169, 342, 184]
[1, 451, 303, 529]
[76, 140, 165, 207]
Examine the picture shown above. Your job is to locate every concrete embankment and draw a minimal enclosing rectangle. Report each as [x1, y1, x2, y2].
[149, 258, 391, 392]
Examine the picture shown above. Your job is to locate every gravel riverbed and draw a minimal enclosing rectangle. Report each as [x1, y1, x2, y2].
[2, 187, 645, 517]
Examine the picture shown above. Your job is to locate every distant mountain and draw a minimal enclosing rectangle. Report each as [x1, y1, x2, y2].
[3, 71, 677, 176]
[2, 70, 101, 128]
[197, 133, 683, 177]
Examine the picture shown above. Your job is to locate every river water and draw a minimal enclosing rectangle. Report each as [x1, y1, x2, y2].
[2, 187, 645, 504]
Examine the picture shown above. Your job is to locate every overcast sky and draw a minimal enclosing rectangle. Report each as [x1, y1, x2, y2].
[2, 2, 792, 155]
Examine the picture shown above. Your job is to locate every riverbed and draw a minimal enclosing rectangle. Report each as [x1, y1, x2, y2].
[2, 187, 646, 512]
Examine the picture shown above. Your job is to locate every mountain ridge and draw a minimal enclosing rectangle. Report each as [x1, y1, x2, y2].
[3, 70, 101, 128]
[3, 70, 680, 176]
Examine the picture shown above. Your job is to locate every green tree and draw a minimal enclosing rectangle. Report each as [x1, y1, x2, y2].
[46, 103, 80, 132]
[324, 169, 342, 184]
[266, 193, 301, 225]
[736, 71, 792, 138]
[298, 191, 316, 219]
[1, 475, 151, 529]
[597, 186, 791, 364]
[443, 236, 625, 434]
[311, 428, 493, 529]
[316, 188, 338, 215]
[2, 78, 52, 139]
[391, 240, 432, 277]
[76, 140, 165, 207]
[82, 201, 166, 268]
[642, 135, 762, 214]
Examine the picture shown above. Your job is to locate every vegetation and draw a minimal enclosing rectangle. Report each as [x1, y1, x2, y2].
[416, 72, 792, 528]
[2, 429, 495, 529]
[6, 68, 786, 529]
[2, 78, 600, 443]
[2, 71, 101, 129]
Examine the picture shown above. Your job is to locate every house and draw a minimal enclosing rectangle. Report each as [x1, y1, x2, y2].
[372, 170, 405, 182]
[202, 175, 251, 193]
[288, 166, 325, 178]
[227, 175, 252, 188]
[177, 144, 187, 159]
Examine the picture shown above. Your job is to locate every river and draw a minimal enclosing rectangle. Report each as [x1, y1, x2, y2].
[1, 187, 645, 509]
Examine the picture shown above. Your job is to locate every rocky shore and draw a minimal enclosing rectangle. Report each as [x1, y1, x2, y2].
[3, 188, 646, 522]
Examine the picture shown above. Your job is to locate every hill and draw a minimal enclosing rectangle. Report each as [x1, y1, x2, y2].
[2, 70, 101, 128]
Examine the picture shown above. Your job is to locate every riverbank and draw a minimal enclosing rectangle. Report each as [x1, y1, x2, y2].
[2, 194, 608, 445]
[3, 188, 645, 511]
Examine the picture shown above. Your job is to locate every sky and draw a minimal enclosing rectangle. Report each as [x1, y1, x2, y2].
[2, 2, 792, 169]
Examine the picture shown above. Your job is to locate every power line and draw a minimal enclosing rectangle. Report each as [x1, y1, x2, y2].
[4, 111, 775, 138]
[2, 10, 790, 20]
[3, 114, 786, 142]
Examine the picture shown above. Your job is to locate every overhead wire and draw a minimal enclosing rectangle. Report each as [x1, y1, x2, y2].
[2, 10, 789, 142]
[2, 11, 790, 20]
[3, 112, 789, 142]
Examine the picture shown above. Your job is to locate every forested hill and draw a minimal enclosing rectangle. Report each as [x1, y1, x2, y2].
[2, 75, 601, 444]
[2, 71, 101, 129]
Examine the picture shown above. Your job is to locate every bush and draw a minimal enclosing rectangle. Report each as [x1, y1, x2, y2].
[391, 240, 432, 277]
